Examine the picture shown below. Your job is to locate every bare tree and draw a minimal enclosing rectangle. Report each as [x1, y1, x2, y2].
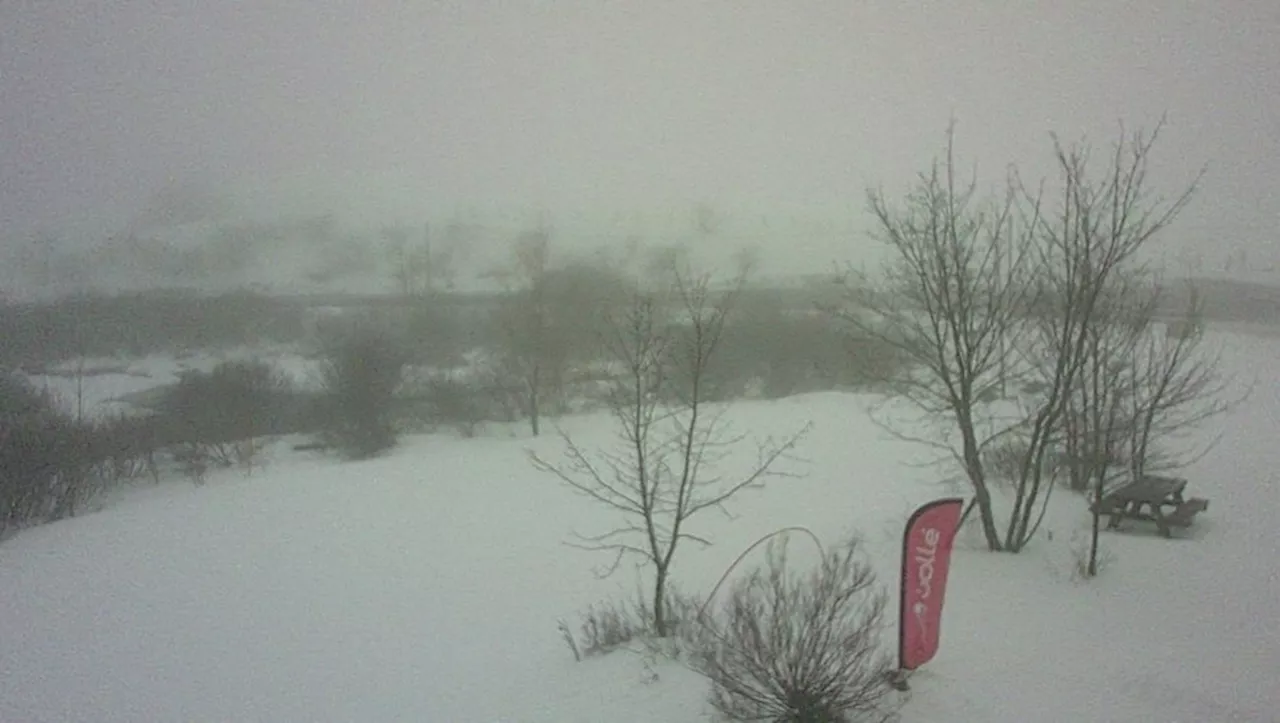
[1058, 274, 1243, 577]
[531, 262, 809, 636]
[1060, 271, 1158, 494]
[835, 119, 1204, 554]
[384, 223, 458, 298]
[1124, 282, 1244, 480]
[1060, 272, 1161, 576]
[383, 226, 419, 297]
[1002, 119, 1202, 552]
[1061, 276, 1224, 493]
[832, 124, 1038, 551]
[491, 228, 563, 436]
[491, 233, 640, 435]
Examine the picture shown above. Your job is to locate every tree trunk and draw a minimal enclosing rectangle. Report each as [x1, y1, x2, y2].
[1064, 396, 1087, 491]
[1010, 438, 1052, 551]
[652, 562, 669, 637]
[1088, 471, 1103, 577]
[529, 364, 541, 437]
[971, 484, 1003, 552]
[961, 425, 1003, 551]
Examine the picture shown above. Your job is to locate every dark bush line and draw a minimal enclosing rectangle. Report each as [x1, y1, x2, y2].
[2, 283, 905, 539]
[0, 289, 307, 369]
[156, 360, 297, 445]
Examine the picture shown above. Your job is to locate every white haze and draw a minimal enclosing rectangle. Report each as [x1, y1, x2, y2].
[2, 1, 1278, 282]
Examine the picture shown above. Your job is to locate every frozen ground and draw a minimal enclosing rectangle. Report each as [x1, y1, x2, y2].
[1, 331, 1277, 722]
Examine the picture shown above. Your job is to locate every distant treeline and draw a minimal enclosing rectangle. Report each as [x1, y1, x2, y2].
[2, 276, 1273, 371]
[0, 283, 831, 371]
[0, 290, 308, 369]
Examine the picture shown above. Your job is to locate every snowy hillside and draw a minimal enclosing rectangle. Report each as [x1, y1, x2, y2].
[1, 329, 1277, 721]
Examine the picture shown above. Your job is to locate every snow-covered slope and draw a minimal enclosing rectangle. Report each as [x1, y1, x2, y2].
[0, 331, 1276, 721]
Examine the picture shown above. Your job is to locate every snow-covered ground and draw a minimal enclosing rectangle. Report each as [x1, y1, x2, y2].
[1, 330, 1277, 722]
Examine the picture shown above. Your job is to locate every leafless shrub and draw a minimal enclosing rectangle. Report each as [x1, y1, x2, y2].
[690, 535, 899, 723]
[1048, 529, 1117, 583]
[171, 442, 211, 485]
[575, 601, 644, 658]
[231, 436, 268, 474]
[1, 374, 102, 536]
[88, 412, 162, 485]
[559, 586, 703, 662]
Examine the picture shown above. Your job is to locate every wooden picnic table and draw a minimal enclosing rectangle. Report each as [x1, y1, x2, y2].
[1093, 475, 1208, 538]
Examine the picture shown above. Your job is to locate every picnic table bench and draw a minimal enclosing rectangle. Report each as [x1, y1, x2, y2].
[1091, 475, 1209, 538]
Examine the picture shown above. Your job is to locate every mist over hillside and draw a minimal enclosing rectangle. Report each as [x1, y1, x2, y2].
[1, 171, 882, 300]
[6, 170, 1279, 303]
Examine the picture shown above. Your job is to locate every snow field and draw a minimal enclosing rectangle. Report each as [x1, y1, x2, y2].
[0, 329, 1276, 721]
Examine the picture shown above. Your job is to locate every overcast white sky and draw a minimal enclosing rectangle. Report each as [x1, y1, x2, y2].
[2, 1, 1277, 267]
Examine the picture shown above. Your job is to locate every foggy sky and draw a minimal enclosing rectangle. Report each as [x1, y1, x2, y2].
[3, 1, 1277, 265]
